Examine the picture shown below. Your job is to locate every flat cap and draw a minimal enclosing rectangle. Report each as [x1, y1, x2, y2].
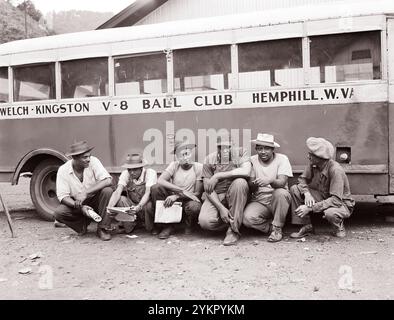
[306, 137, 334, 160]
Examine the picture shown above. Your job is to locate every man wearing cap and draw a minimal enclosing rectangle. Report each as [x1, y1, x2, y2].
[151, 140, 203, 239]
[243, 134, 293, 242]
[55, 141, 113, 241]
[199, 133, 251, 246]
[290, 137, 355, 238]
[107, 154, 157, 235]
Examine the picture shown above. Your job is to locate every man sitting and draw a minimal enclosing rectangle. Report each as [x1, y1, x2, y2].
[54, 141, 113, 241]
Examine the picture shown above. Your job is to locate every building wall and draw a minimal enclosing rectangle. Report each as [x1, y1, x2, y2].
[136, 0, 372, 25]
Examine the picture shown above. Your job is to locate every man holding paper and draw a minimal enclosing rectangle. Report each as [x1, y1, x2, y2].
[151, 140, 203, 239]
[107, 153, 157, 234]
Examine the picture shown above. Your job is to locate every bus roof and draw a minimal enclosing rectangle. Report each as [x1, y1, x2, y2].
[1, 0, 393, 57]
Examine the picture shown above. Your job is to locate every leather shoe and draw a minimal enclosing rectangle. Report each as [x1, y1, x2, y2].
[223, 228, 239, 246]
[290, 224, 314, 239]
[268, 226, 283, 243]
[77, 222, 88, 236]
[151, 227, 160, 236]
[97, 228, 111, 241]
[333, 221, 346, 238]
[158, 226, 174, 239]
[54, 220, 67, 228]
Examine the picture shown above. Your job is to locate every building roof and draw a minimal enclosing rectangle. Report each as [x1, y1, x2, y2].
[97, 0, 168, 29]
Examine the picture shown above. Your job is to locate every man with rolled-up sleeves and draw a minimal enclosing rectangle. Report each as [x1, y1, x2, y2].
[55, 141, 113, 241]
[198, 133, 251, 246]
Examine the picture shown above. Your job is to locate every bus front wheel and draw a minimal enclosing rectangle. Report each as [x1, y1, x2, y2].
[30, 159, 62, 221]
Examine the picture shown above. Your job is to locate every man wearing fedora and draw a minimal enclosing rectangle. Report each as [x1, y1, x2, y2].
[55, 141, 114, 241]
[243, 133, 293, 242]
[199, 133, 251, 246]
[290, 137, 355, 239]
[151, 140, 203, 239]
[107, 153, 157, 234]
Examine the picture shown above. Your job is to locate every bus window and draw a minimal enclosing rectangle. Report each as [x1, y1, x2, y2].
[114, 53, 167, 96]
[238, 38, 303, 89]
[61, 58, 108, 99]
[0, 68, 8, 103]
[173, 45, 231, 92]
[13, 64, 55, 102]
[310, 31, 381, 83]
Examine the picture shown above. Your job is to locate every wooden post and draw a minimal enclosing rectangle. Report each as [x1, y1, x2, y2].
[0, 192, 16, 238]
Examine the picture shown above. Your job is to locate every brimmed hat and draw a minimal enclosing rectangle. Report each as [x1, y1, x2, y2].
[251, 133, 280, 148]
[172, 140, 196, 154]
[122, 154, 147, 169]
[217, 133, 232, 146]
[66, 141, 94, 157]
[306, 137, 334, 160]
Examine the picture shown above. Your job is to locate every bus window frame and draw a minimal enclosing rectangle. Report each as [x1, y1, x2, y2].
[113, 51, 169, 98]
[12, 62, 56, 103]
[306, 29, 384, 85]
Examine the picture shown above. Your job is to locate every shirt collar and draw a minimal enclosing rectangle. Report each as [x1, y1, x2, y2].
[133, 168, 146, 184]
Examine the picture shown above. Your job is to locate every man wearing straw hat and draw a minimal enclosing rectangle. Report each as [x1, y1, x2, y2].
[107, 153, 157, 234]
[151, 140, 203, 239]
[199, 133, 251, 246]
[290, 137, 355, 239]
[243, 133, 293, 243]
[55, 141, 113, 241]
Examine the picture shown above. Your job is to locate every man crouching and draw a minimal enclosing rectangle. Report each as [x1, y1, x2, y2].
[290, 137, 355, 239]
[54, 141, 113, 241]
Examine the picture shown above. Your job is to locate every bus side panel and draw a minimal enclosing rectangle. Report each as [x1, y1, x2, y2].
[389, 102, 394, 193]
[112, 102, 388, 195]
[388, 19, 394, 193]
[0, 116, 114, 177]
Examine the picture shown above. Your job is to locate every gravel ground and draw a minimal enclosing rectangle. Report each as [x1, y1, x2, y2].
[0, 178, 393, 300]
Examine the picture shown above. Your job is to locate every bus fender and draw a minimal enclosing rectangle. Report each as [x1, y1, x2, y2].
[12, 149, 68, 185]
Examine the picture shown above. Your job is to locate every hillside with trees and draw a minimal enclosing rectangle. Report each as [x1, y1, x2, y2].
[0, 0, 52, 44]
[46, 10, 113, 34]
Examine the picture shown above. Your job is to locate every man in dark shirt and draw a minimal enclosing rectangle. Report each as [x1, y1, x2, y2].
[199, 133, 251, 246]
[290, 137, 355, 238]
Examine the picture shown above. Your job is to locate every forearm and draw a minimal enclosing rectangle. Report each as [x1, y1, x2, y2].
[158, 179, 183, 194]
[85, 178, 112, 197]
[270, 178, 287, 189]
[138, 192, 151, 208]
[61, 197, 78, 209]
[312, 196, 343, 213]
[215, 168, 249, 181]
[107, 188, 122, 208]
[206, 192, 226, 211]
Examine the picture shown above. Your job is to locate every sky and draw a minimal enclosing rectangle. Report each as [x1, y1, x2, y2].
[25, 0, 136, 14]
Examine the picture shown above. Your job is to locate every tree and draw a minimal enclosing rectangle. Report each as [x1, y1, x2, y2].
[17, 0, 42, 22]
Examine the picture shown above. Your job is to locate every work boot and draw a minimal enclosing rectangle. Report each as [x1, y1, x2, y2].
[123, 221, 137, 234]
[332, 221, 346, 238]
[223, 228, 240, 246]
[290, 224, 314, 239]
[97, 228, 112, 241]
[54, 220, 67, 228]
[77, 221, 88, 236]
[267, 225, 283, 243]
[158, 226, 174, 240]
[151, 226, 160, 236]
[184, 226, 193, 235]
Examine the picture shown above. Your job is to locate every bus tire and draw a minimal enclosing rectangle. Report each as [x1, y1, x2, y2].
[30, 159, 62, 221]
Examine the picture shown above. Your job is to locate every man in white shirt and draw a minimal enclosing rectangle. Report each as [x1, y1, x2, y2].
[151, 140, 203, 239]
[55, 141, 113, 241]
[243, 134, 293, 243]
[107, 153, 157, 234]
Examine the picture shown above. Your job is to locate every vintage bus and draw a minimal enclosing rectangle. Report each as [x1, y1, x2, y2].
[1, 1, 394, 220]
